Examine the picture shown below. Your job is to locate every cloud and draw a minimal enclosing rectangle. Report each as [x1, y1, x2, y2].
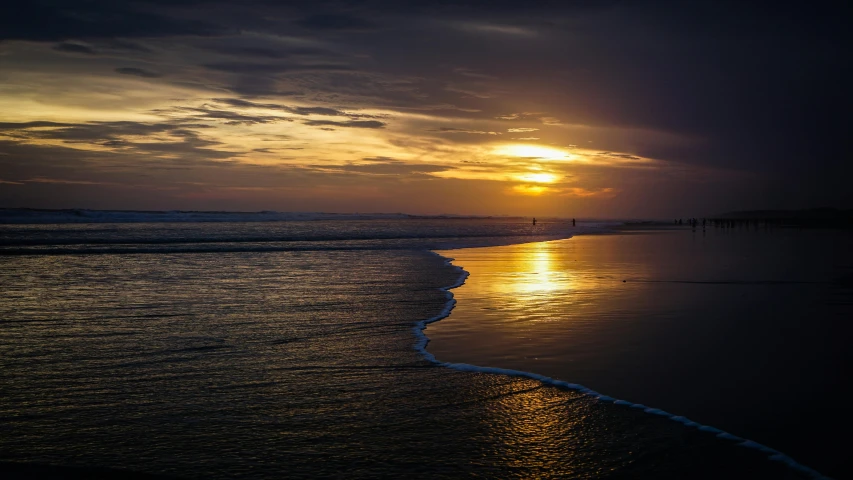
[156, 106, 293, 125]
[0, 120, 239, 159]
[0, 121, 75, 130]
[310, 158, 446, 176]
[202, 62, 355, 74]
[496, 112, 543, 120]
[0, 0, 847, 215]
[210, 98, 379, 119]
[434, 127, 500, 135]
[303, 120, 385, 129]
[0, 2, 224, 41]
[560, 187, 617, 198]
[1, 121, 169, 142]
[106, 40, 152, 53]
[596, 151, 642, 161]
[115, 67, 162, 78]
[453, 67, 497, 80]
[25, 177, 109, 185]
[507, 127, 539, 133]
[296, 14, 377, 31]
[461, 23, 537, 37]
[288, 106, 345, 116]
[52, 43, 98, 55]
[202, 45, 339, 60]
[445, 85, 497, 99]
[212, 98, 290, 110]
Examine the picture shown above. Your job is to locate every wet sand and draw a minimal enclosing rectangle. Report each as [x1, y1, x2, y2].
[0, 240, 811, 479]
[431, 227, 853, 478]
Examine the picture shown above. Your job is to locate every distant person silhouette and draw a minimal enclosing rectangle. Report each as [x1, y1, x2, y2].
[532, 217, 536, 225]
[572, 218, 576, 227]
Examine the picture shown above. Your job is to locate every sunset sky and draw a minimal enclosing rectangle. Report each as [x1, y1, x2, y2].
[0, 1, 848, 217]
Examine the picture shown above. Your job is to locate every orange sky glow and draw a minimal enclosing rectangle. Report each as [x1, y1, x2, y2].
[1, 2, 844, 217]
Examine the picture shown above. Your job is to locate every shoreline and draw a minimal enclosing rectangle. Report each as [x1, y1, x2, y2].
[419, 235, 828, 480]
[4, 221, 840, 479]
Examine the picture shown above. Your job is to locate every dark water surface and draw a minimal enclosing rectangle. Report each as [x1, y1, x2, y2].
[431, 227, 853, 479]
[0, 220, 820, 478]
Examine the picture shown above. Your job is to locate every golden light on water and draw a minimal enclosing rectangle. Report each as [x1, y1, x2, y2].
[431, 235, 656, 338]
[514, 241, 571, 295]
[446, 241, 576, 299]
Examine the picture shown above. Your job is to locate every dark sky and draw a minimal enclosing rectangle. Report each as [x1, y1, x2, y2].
[0, 0, 849, 217]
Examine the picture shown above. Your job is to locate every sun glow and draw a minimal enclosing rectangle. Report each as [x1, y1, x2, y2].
[512, 185, 551, 195]
[494, 144, 572, 160]
[516, 172, 558, 183]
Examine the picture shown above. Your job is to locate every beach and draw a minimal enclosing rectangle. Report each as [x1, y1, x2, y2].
[431, 227, 853, 478]
[0, 218, 832, 478]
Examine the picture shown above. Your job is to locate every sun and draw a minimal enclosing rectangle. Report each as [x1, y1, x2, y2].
[516, 172, 559, 183]
[512, 185, 552, 195]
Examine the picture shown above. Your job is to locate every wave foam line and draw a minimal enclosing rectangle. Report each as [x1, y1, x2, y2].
[414, 250, 830, 480]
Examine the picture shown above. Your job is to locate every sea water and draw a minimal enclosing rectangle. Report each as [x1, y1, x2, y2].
[0, 216, 825, 478]
[431, 226, 852, 479]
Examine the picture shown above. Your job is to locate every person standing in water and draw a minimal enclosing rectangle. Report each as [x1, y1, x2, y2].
[572, 218, 576, 227]
[532, 217, 536, 225]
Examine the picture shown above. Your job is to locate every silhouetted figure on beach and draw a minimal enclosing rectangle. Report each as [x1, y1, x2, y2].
[532, 217, 536, 225]
[572, 218, 576, 227]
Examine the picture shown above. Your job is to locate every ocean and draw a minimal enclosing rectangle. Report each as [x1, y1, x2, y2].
[0, 213, 838, 479]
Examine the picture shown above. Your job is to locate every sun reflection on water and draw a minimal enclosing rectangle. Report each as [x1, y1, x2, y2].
[513, 241, 570, 295]
[471, 241, 583, 302]
[434, 236, 654, 338]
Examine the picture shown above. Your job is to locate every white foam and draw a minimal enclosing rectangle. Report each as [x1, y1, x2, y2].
[415, 247, 831, 480]
[412, 253, 470, 364]
[670, 415, 701, 428]
[644, 408, 670, 416]
[699, 425, 724, 434]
